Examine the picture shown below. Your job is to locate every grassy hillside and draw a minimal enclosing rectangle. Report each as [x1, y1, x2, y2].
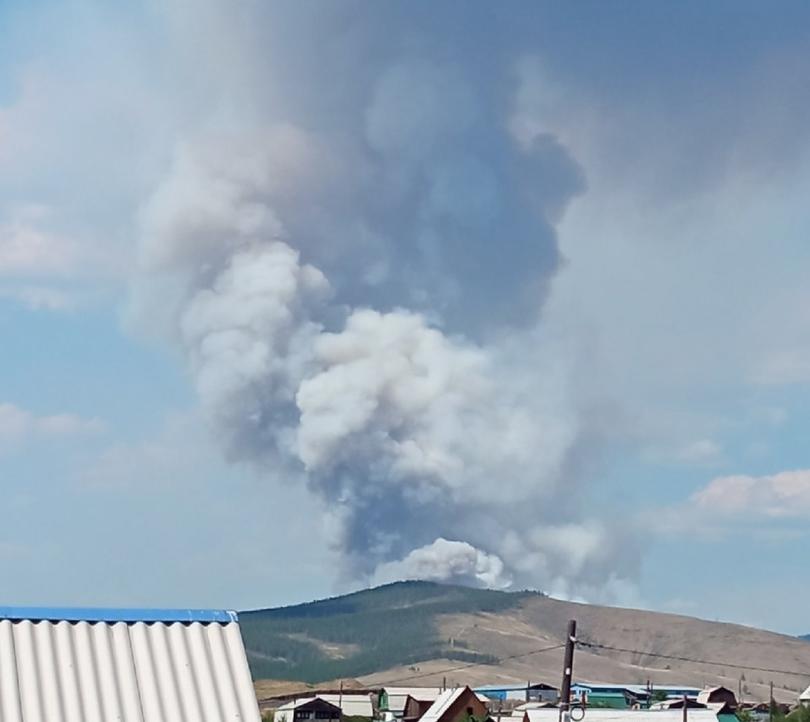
[243, 581, 810, 704]
[239, 580, 539, 682]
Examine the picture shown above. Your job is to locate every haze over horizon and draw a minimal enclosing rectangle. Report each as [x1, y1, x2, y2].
[2, 1, 810, 635]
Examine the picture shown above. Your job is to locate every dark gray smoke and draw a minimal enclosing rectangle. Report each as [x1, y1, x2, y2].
[132, 1, 637, 596]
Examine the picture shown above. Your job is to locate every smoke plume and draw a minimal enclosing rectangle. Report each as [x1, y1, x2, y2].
[132, 2, 638, 595]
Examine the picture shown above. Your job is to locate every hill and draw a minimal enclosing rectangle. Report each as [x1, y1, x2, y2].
[240, 581, 810, 703]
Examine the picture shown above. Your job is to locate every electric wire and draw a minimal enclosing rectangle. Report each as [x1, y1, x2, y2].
[376, 642, 567, 685]
[578, 640, 809, 679]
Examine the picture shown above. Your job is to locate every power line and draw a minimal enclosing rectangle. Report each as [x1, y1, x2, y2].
[375, 642, 567, 686]
[578, 641, 809, 679]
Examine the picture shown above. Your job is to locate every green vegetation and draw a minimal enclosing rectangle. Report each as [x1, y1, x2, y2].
[786, 706, 810, 722]
[239, 580, 539, 682]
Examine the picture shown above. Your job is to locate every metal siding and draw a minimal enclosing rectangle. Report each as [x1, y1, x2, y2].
[0, 619, 260, 722]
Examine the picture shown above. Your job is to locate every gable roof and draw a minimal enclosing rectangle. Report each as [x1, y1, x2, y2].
[420, 687, 485, 722]
[420, 688, 467, 722]
[0, 608, 259, 722]
[317, 694, 374, 717]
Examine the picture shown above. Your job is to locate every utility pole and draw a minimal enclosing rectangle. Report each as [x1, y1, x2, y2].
[682, 695, 688, 722]
[559, 620, 577, 722]
[769, 681, 774, 722]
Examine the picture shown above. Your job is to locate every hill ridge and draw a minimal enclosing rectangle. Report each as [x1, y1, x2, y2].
[240, 582, 810, 704]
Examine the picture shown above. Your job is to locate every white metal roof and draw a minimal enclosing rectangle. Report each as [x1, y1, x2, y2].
[420, 688, 467, 722]
[384, 688, 444, 713]
[386, 688, 444, 699]
[524, 710, 721, 722]
[317, 694, 374, 717]
[0, 616, 260, 721]
[800, 685, 810, 701]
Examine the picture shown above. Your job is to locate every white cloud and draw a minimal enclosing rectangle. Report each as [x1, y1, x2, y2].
[676, 439, 724, 465]
[0, 285, 77, 311]
[691, 469, 810, 518]
[0, 403, 104, 448]
[0, 206, 79, 277]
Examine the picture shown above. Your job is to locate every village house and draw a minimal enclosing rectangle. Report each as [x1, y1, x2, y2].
[697, 687, 737, 709]
[380, 688, 445, 721]
[275, 698, 343, 722]
[473, 684, 558, 704]
[419, 687, 490, 722]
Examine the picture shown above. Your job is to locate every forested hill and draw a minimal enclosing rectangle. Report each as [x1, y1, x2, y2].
[239, 581, 537, 682]
[241, 581, 810, 704]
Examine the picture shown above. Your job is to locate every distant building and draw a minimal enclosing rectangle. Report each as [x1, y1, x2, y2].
[420, 687, 490, 722]
[524, 709, 724, 722]
[474, 684, 558, 703]
[275, 698, 343, 722]
[697, 688, 737, 709]
[800, 685, 810, 708]
[650, 699, 708, 710]
[0, 606, 260, 721]
[380, 688, 445, 721]
[317, 694, 374, 718]
[275, 695, 373, 722]
[572, 684, 702, 709]
[404, 695, 441, 722]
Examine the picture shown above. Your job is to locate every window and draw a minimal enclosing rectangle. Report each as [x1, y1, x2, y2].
[315, 712, 335, 719]
[295, 711, 312, 719]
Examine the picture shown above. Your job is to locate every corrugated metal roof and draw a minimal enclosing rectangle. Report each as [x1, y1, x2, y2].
[524, 710, 721, 722]
[0, 607, 238, 624]
[419, 688, 466, 722]
[0, 613, 260, 721]
[317, 694, 374, 717]
[384, 688, 444, 713]
[276, 695, 373, 717]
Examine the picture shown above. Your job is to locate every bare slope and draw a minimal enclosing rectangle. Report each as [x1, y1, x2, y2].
[242, 582, 810, 703]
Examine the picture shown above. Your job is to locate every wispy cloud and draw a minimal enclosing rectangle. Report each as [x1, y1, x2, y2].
[0, 205, 80, 277]
[0, 403, 104, 449]
[691, 469, 810, 518]
[0, 285, 77, 311]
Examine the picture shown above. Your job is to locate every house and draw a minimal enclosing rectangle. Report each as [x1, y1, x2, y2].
[316, 694, 374, 719]
[570, 685, 639, 709]
[650, 699, 708, 710]
[697, 687, 737, 709]
[420, 687, 490, 722]
[274, 695, 373, 722]
[0, 606, 260, 721]
[380, 688, 445, 720]
[474, 684, 558, 703]
[571, 684, 702, 709]
[800, 685, 810, 708]
[404, 695, 441, 722]
[275, 698, 343, 722]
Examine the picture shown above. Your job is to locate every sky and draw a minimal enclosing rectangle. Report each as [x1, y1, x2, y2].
[2, 0, 810, 634]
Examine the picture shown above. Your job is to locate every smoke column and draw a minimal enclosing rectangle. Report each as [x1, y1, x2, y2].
[132, 2, 639, 595]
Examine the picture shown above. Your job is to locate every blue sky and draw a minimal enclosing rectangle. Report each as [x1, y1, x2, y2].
[2, 0, 810, 634]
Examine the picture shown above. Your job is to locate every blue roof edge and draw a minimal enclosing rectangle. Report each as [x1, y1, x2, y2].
[0, 607, 238, 624]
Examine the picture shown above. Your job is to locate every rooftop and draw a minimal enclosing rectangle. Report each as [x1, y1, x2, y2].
[0, 606, 238, 624]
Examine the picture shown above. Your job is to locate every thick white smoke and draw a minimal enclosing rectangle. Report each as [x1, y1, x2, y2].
[373, 539, 512, 590]
[131, 2, 639, 595]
